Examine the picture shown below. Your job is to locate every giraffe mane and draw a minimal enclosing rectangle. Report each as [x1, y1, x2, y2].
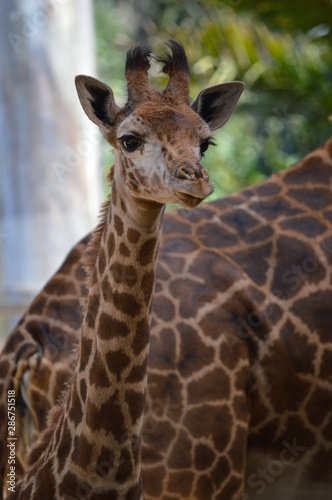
[82, 166, 114, 294]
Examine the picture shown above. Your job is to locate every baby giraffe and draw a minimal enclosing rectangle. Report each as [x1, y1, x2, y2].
[7, 41, 243, 499]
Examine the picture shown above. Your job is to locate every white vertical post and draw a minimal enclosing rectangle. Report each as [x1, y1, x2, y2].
[0, 0, 102, 335]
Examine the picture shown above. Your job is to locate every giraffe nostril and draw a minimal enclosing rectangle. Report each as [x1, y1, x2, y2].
[176, 163, 205, 181]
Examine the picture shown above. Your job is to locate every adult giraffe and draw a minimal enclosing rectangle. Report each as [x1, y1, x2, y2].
[0, 41, 243, 499]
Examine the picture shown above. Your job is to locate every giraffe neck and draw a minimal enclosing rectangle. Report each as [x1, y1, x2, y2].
[55, 173, 164, 498]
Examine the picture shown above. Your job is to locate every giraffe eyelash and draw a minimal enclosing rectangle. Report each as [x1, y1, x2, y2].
[200, 139, 216, 157]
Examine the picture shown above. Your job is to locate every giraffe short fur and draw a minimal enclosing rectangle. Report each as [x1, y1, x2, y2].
[1, 138, 332, 499]
[0, 41, 244, 499]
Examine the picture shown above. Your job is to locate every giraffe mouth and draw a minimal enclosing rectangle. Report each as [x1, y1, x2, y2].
[173, 191, 206, 208]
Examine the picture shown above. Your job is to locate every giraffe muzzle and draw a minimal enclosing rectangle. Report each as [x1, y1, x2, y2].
[169, 163, 214, 207]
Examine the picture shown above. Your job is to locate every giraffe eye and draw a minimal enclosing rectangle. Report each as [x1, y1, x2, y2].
[200, 139, 216, 157]
[120, 135, 143, 152]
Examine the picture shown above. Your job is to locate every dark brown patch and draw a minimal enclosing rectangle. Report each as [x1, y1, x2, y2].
[142, 466, 166, 497]
[194, 443, 216, 470]
[283, 156, 332, 185]
[255, 181, 281, 196]
[187, 368, 230, 404]
[177, 322, 214, 378]
[120, 198, 126, 213]
[288, 187, 332, 210]
[167, 429, 192, 469]
[59, 471, 91, 498]
[138, 237, 157, 266]
[194, 474, 215, 499]
[86, 391, 125, 441]
[57, 419, 72, 473]
[108, 232, 116, 258]
[112, 180, 117, 206]
[90, 351, 110, 387]
[220, 209, 259, 235]
[243, 225, 274, 243]
[80, 378, 87, 401]
[98, 247, 106, 275]
[323, 415, 332, 442]
[86, 294, 100, 329]
[230, 242, 272, 286]
[276, 414, 315, 452]
[71, 433, 93, 469]
[69, 383, 83, 426]
[153, 295, 175, 321]
[33, 459, 57, 499]
[125, 389, 145, 425]
[111, 262, 137, 285]
[29, 294, 47, 315]
[220, 475, 242, 499]
[211, 456, 231, 489]
[132, 318, 150, 355]
[260, 324, 315, 414]
[147, 373, 183, 423]
[0, 360, 9, 378]
[197, 223, 238, 248]
[115, 448, 133, 484]
[271, 236, 325, 298]
[44, 276, 76, 296]
[113, 291, 141, 317]
[200, 304, 238, 341]
[47, 298, 82, 325]
[119, 242, 130, 257]
[126, 358, 147, 383]
[149, 328, 176, 370]
[162, 217, 191, 235]
[162, 236, 198, 254]
[96, 445, 115, 477]
[184, 404, 232, 453]
[279, 215, 327, 237]
[98, 312, 130, 340]
[80, 336, 93, 371]
[291, 290, 332, 343]
[127, 227, 141, 243]
[228, 425, 247, 472]
[114, 214, 124, 236]
[101, 275, 113, 302]
[167, 471, 194, 496]
[319, 349, 332, 379]
[105, 349, 131, 380]
[250, 197, 303, 219]
[305, 386, 332, 427]
[141, 269, 155, 305]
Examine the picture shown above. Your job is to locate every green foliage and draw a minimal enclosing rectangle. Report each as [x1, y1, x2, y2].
[94, 0, 332, 198]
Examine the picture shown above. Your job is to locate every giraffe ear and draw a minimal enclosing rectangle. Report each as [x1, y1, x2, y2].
[75, 75, 120, 132]
[191, 82, 244, 131]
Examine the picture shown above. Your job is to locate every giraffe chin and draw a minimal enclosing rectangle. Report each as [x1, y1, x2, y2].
[173, 191, 206, 208]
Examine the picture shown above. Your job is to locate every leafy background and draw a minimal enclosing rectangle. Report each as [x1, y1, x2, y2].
[94, 0, 332, 200]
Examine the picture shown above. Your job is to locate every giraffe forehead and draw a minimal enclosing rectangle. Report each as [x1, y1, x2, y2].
[118, 104, 210, 142]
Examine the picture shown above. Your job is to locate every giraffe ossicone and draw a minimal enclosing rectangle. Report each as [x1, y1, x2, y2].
[3, 40, 243, 499]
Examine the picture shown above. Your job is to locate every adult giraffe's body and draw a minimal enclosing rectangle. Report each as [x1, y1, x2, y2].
[0, 41, 243, 499]
[1, 137, 332, 499]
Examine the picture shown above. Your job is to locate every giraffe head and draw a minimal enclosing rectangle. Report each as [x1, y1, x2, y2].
[75, 41, 244, 209]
